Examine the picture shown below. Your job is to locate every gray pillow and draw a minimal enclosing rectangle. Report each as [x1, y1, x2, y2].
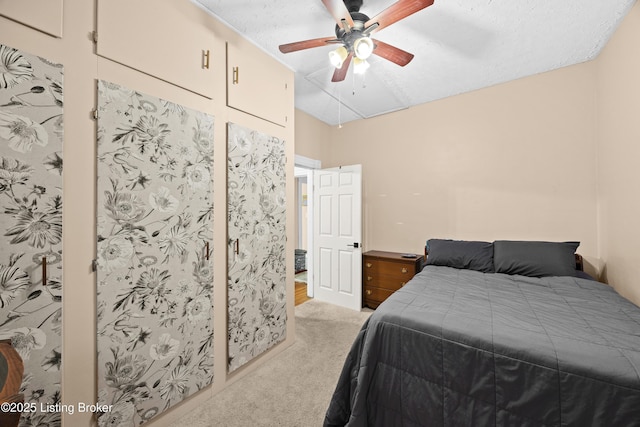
[426, 239, 494, 273]
[493, 240, 580, 277]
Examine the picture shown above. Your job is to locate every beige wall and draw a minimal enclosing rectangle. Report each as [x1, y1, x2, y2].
[0, 1, 296, 426]
[596, 2, 640, 306]
[326, 63, 600, 272]
[294, 109, 332, 164]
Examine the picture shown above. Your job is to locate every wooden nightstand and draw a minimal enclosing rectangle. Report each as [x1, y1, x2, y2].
[363, 250, 424, 309]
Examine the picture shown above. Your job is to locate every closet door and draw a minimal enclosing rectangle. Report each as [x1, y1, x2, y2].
[96, 81, 214, 425]
[226, 43, 292, 126]
[96, 0, 218, 99]
[0, 0, 64, 37]
[227, 122, 287, 372]
[0, 44, 64, 425]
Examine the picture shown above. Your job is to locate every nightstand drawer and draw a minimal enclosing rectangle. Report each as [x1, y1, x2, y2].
[364, 259, 414, 278]
[364, 274, 410, 291]
[363, 286, 394, 307]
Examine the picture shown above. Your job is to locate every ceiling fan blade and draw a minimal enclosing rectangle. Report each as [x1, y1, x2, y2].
[322, 0, 355, 29]
[331, 53, 353, 82]
[372, 39, 414, 66]
[279, 37, 339, 54]
[365, 0, 434, 35]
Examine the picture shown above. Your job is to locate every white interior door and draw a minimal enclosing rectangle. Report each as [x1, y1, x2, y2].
[313, 165, 362, 310]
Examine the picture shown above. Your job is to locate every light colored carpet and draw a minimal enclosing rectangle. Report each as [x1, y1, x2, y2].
[177, 300, 371, 426]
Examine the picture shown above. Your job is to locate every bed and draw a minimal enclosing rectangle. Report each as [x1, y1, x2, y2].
[324, 240, 640, 426]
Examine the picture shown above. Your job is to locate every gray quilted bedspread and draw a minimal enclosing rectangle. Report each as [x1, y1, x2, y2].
[324, 266, 640, 426]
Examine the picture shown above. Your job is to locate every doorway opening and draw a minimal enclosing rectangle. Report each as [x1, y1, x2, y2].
[294, 155, 321, 303]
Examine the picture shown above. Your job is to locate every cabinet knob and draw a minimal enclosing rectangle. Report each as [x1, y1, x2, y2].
[366, 262, 372, 268]
[401, 267, 408, 274]
[401, 282, 406, 287]
[366, 289, 372, 295]
[367, 276, 373, 281]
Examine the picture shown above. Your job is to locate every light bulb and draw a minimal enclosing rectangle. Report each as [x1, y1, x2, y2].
[353, 58, 370, 75]
[353, 37, 374, 60]
[328, 46, 349, 68]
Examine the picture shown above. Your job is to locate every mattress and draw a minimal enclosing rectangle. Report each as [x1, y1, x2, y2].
[324, 266, 640, 426]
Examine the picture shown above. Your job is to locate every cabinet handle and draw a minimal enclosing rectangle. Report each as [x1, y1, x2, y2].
[366, 289, 372, 296]
[401, 267, 408, 274]
[234, 239, 240, 255]
[366, 262, 372, 268]
[232, 67, 239, 84]
[367, 276, 373, 281]
[42, 257, 47, 286]
[202, 49, 210, 69]
[205, 241, 210, 260]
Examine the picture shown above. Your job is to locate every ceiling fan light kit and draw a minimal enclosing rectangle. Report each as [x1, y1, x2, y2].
[279, 0, 435, 82]
[353, 36, 374, 60]
[353, 57, 370, 74]
[329, 45, 349, 68]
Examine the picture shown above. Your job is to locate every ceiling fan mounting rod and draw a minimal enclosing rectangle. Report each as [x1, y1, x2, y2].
[335, 12, 370, 38]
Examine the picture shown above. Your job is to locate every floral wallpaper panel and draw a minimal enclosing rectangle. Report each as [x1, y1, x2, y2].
[96, 80, 214, 426]
[227, 122, 286, 372]
[0, 44, 64, 427]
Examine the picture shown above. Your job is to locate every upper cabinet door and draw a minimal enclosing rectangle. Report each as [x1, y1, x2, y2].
[227, 42, 293, 127]
[96, 0, 217, 99]
[0, 0, 64, 37]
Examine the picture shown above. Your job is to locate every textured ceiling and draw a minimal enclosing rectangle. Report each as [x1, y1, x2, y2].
[193, 0, 636, 126]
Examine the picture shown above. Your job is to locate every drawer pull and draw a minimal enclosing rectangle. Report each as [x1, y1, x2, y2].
[401, 267, 408, 274]
[367, 276, 373, 281]
[366, 289, 372, 296]
[366, 262, 372, 268]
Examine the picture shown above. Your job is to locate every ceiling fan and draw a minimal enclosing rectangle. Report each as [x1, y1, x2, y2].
[278, 0, 434, 82]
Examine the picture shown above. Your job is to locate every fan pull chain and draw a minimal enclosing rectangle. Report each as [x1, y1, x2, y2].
[352, 68, 356, 96]
[338, 87, 342, 129]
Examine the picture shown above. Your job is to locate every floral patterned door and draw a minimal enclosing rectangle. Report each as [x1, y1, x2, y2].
[227, 122, 286, 372]
[96, 81, 214, 426]
[0, 44, 64, 427]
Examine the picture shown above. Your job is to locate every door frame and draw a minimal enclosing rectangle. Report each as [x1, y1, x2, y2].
[294, 155, 321, 297]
